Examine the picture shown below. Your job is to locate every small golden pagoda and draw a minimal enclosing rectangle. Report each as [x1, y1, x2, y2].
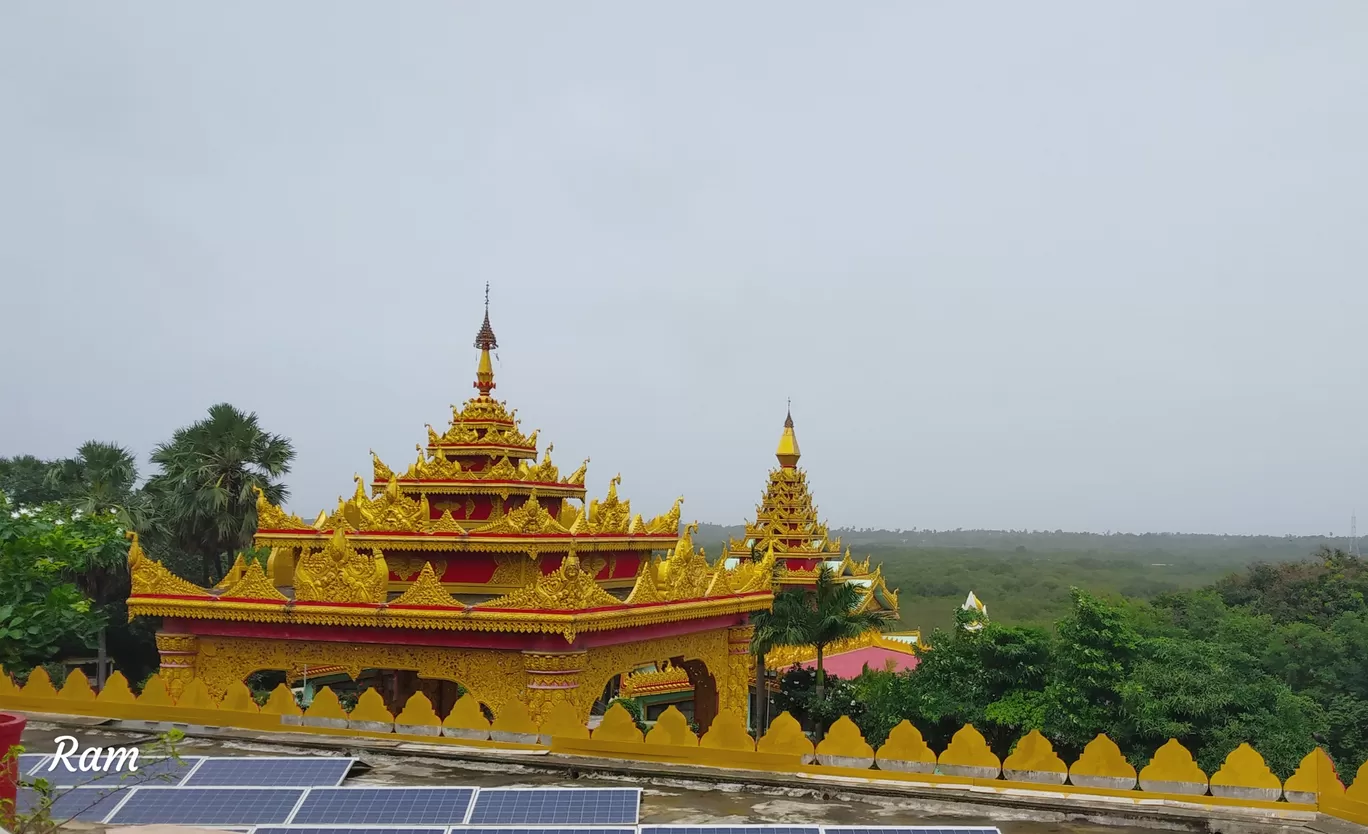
[126, 292, 774, 730]
[726, 407, 899, 612]
[621, 408, 911, 708]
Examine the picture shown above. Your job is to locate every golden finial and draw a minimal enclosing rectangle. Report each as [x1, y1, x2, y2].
[473, 283, 498, 398]
[776, 401, 801, 468]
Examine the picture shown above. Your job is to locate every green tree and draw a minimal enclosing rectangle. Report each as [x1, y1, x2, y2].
[750, 589, 810, 732]
[790, 566, 895, 702]
[144, 403, 294, 586]
[0, 497, 115, 672]
[0, 455, 69, 506]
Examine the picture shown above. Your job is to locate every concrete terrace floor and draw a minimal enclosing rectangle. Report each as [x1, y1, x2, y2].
[9, 722, 1276, 834]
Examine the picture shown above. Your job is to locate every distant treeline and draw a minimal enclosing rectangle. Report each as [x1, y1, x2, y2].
[695, 523, 1361, 634]
[695, 522, 1361, 559]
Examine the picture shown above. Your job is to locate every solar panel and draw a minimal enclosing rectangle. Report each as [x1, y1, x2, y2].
[45, 756, 203, 788]
[108, 787, 308, 825]
[18, 754, 50, 776]
[185, 756, 355, 787]
[255, 828, 448, 834]
[642, 828, 820, 834]
[466, 788, 640, 825]
[16, 786, 131, 822]
[290, 787, 476, 825]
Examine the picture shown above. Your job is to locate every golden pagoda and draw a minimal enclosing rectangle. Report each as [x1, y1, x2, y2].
[620, 408, 912, 712]
[126, 291, 774, 730]
[726, 407, 899, 612]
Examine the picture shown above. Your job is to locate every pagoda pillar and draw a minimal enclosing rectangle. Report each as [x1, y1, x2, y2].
[154, 632, 199, 698]
[724, 625, 755, 726]
[522, 650, 587, 725]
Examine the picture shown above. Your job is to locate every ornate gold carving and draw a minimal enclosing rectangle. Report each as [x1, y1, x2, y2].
[489, 552, 538, 587]
[481, 552, 622, 616]
[587, 475, 631, 534]
[479, 491, 569, 535]
[390, 563, 461, 607]
[293, 529, 388, 604]
[220, 561, 288, 601]
[254, 486, 305, 531]
[647, 497, 683, 535]
[390, 555, 449, 581]
[566, 459, 589, 486]
[624, 557, 665, 605]
[429, 509, 466, 534]
[657, 524, 713, 601]
[371, 450, 395, 483]
[161, 633, 523, 709]
[620, 660, 691, 696]
[128, 533, 212, 599]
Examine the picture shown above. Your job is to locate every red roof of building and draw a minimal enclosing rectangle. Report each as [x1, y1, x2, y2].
[800, 646, 920, 677]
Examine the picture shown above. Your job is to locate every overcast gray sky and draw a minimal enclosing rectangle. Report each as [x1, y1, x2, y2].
[2, 2, 1365, 536]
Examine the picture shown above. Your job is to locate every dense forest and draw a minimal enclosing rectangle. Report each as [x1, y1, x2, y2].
[696, 522, 1362, 632]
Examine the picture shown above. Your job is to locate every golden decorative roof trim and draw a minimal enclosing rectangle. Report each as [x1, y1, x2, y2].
[127, 532, 212, 600]
[390, 562, 461, 607]
[480, 491, 569, 535]
[766, 629, 920, 669]
[294, 528, 388, 604]
[254, 486, 307, 531]
[126, 591, 771, 641]
[621, 661, 692, 696]
[480, 551, 622, 611]
[220, 560, 288, 602]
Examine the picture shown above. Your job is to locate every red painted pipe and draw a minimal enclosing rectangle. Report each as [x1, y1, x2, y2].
[0, 711, 27, 821]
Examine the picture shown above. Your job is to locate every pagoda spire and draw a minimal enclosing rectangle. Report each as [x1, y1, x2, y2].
[776, 399, 800, 468]
[473, 283, 498, 398]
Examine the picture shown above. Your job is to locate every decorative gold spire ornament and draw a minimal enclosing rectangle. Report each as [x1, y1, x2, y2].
[474, 282, 498, 398]
[776, 400, 801, 468]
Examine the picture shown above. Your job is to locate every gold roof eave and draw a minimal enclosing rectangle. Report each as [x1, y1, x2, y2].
[377, 479, 586, 497]
[253, 530, 679, 552]
[126, 591, 772, 641]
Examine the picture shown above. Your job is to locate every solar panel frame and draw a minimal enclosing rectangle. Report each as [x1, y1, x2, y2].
[18, 753, 51, 776]
[288, 786, 477, 826]
[254, 827, 451, 834]
[464, 787, 641, 826]
[185, 756, 357, 787]
[108, 786, 311, 826]
[254, 820, 451, 825]
[44, 755, 206, 788]
[16, 784, 138, 823]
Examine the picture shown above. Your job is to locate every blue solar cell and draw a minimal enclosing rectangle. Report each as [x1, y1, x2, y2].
[108, 787, 307, 825]
[290, 787, 475, 825]
[42, 756, 202, 787]
[17, 754, 50, 776]
[467, 788, 640, 825]
[256, 828, 447, 834]
[17, 786, 131, 822]
[185, 757, 355, 787]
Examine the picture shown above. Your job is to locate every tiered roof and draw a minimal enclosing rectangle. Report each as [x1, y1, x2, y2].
[127, 292, 775, 638]
[724, 409, 899, 615]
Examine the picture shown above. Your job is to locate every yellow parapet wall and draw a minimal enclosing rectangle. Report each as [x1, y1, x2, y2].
[2, 665, 1367, 828]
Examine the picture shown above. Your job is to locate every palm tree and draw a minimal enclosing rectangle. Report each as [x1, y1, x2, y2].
[802, 566, 896, 702]
[46, 441, 150, 527]
[749, 589, 809, 733]
[145, 403, 294, 586]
